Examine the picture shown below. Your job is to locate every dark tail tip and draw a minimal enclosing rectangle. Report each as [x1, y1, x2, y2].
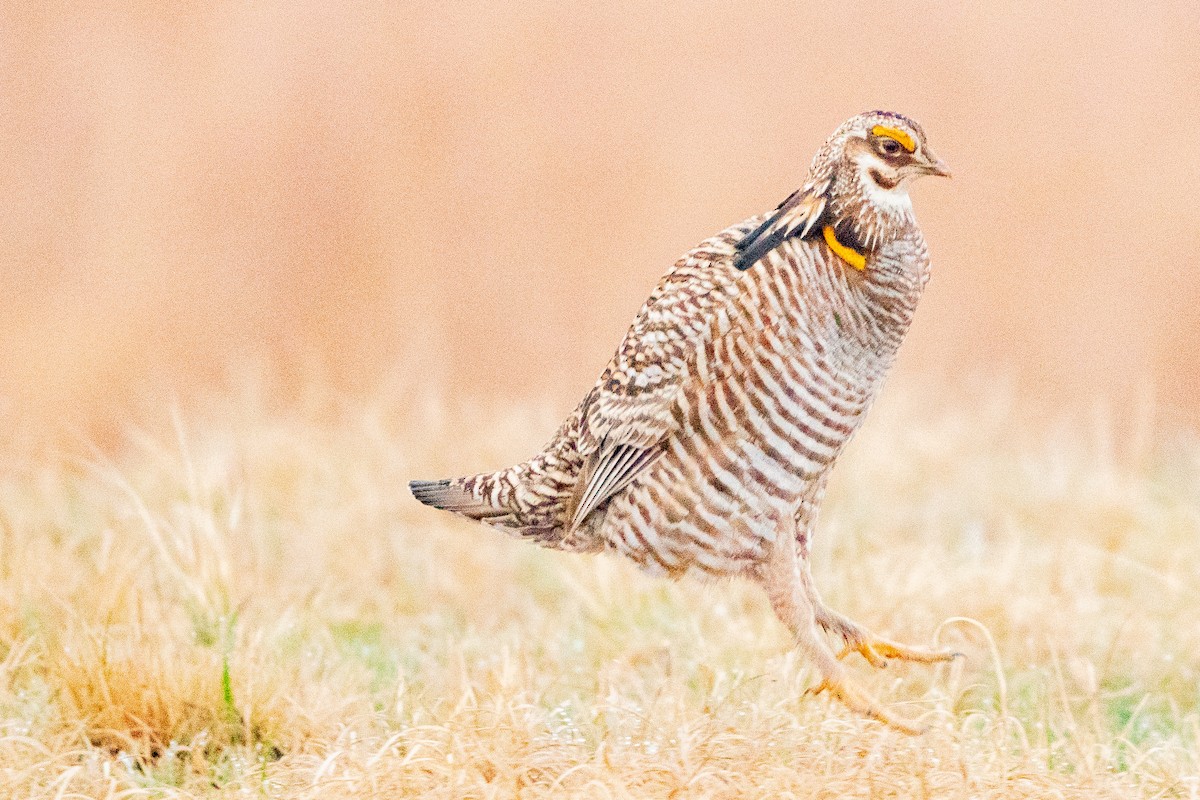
[409, 478, 453, 509]
[410, 477, 507, 521]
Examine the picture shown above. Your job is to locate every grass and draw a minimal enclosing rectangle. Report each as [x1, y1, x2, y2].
[0, 379, 1197, 798]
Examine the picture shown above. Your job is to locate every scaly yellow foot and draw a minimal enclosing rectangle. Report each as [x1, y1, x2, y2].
[838, 636, 961, 669]
[806, 675, 927, 736]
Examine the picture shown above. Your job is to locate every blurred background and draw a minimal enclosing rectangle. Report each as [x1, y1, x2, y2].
[2, 0, 1199, 444]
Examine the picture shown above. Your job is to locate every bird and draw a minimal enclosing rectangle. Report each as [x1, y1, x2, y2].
[411, 111, 956, 734]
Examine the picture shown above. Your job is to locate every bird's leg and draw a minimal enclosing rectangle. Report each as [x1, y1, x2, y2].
[794, 520, 958, 670]
[805, 561, 959, 668]
[759, 531, 926, 736]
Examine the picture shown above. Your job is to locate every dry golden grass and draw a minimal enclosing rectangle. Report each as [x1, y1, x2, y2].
[0, 379, 1197, 798]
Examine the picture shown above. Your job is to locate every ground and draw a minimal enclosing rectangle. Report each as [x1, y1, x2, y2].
[0, 380, 1196, 798]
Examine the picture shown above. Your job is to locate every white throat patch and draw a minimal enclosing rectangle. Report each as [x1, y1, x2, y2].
[857, 157, 914, 217]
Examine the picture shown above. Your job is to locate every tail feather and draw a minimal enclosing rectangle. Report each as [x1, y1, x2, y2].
[410, 409, 596, 551]
[409, 478, 508, 520]
[409, 468, 578, 548]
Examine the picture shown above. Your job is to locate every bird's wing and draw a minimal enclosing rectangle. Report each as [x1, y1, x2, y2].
[568, 441, 664, 530]
[568, 180, 831, 529]
[568, 257, 731, 530]
[731, 178, 831, 271]
[568, 199, 809, 530]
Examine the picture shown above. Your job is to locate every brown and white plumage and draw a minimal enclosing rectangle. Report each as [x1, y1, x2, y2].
[411, 111, 956, 733]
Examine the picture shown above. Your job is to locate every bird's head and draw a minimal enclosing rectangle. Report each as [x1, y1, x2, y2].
[732, 111, 949, 272]
[814, 111, 950, 249]
[824, 110, 949, 185]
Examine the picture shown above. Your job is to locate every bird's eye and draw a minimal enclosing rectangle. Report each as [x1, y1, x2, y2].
[876, 137, 903, 156]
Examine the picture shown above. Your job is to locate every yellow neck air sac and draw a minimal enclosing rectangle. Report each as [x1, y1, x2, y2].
[822, 226, 867, 272]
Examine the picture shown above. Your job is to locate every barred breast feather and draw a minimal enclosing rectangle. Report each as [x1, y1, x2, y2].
[411, 211, 930, 578]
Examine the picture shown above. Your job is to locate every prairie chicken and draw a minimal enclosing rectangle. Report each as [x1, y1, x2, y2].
[412, 111, 955, 734]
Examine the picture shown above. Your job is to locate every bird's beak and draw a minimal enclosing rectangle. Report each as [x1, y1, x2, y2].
[920, 151, 952, 178]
